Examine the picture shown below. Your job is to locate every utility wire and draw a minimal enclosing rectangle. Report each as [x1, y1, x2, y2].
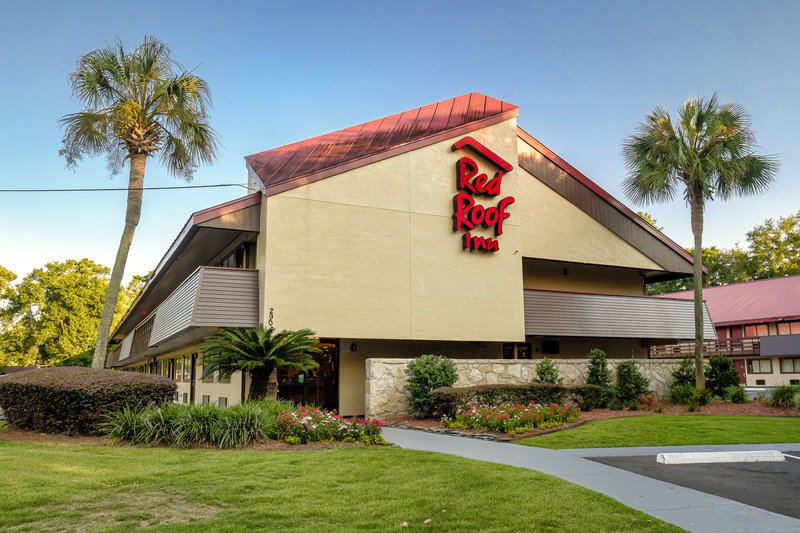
[0, 184, 250, 193]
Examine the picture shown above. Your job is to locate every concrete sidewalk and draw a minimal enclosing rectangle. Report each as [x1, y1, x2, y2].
[383, 427, 800, 533]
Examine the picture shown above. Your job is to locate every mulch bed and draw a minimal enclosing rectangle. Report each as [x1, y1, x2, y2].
[383, 401, 799, 440]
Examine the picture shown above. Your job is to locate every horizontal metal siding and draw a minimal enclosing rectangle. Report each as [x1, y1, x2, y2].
[149, 269, 201, 346]
[517, 141, 692, 275]
[119, 332, 133, 361]
[193, 269, 259, 327]
[524, 290, 716, 340]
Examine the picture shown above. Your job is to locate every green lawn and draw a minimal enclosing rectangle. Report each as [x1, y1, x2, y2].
[517, 416, 800, 449]
[0, 439, 683, 532]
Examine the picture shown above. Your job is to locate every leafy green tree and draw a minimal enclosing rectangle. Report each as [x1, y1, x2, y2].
[623, 94, 778, 388]
[0, 266, 16, 295]
[0, 259, 107, 365]
[0, 261, 146, 367]
[746, 210, 800, 279]
[647, 245, 753, 294]
[200, 327, 320, 401]
[60, 36, 219, 368]
[636, 211, 663, 231]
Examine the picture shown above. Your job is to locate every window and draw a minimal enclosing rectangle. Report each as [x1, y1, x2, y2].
[747, 359, 772, 374]
[778, 321, 800, 335]
[791, 380, 800, 386]
[756, 379, 765, 386]
[175, 358, 183, 383]
[202, 356, 214, 383]
[202, 395, 210, 405]
[541, 341, 560, 355]
[183, 356, 192, 381]
[218, 397, 228, 407]
[182, 392, 188, 404]
[744, 324, 768, 338]
[780, 358, 800, 373]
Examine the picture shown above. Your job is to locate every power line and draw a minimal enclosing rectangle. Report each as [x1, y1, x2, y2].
[0, 184, 250, 193]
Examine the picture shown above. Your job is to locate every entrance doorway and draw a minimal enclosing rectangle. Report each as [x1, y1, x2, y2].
[277, 339, 338, 411]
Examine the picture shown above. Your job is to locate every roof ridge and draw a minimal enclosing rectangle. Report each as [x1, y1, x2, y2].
[245, 93, 518, 197]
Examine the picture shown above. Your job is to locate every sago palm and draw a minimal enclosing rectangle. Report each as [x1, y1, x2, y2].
[60, 36, 219, 368]
[200, 327, 320, 401]
[622, 94, 778, 388]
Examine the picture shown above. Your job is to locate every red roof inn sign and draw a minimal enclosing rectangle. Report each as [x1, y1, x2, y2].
[451, 137, 515, 252]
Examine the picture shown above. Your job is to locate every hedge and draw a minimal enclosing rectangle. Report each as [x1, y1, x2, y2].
[430, 383, 602, 417]
[0, 366, 176, 435]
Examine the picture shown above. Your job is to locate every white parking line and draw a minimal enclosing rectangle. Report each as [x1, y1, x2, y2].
[783, 453, 800, 460]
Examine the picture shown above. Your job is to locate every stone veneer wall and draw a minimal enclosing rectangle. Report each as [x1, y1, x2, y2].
[365, 358, 683, 419]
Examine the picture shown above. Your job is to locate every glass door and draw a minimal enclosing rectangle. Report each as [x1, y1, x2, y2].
[277, 340, 338, 411]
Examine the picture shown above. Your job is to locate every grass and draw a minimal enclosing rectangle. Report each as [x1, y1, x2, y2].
[517, 416, 800, 449]
[0, 440, 684, 532]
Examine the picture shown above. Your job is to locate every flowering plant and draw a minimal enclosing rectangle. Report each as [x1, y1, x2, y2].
[276, 407, 385, 444]
[441, 401, 579, 434]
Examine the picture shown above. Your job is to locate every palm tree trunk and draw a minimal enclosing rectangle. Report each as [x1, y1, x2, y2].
[91, 153, 146, 368]
[690, 197, 706, 389]
[248, 364, 274, 401]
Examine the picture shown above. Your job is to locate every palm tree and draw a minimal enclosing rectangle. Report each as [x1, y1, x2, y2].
[60, 36, 219, 368]
[622, 94, 778, 389]
[200, 327, 321, 401]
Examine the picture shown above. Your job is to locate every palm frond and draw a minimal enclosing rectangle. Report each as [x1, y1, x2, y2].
[60, 36, 219, 179]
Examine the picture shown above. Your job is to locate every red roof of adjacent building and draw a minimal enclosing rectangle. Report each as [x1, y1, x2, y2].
[244, 92, 518, 196]
[655, 275, 800, 326]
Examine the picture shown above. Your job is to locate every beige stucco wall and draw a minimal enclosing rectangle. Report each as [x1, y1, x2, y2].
[516, 139, 664, 272]
[262, 119, 525, 343]
[523, 259, 645, 296]
[365, 357, 682, 419]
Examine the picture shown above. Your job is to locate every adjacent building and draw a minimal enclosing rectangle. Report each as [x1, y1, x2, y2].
[108, 93, 712, 416]
[653, 276, 800, 387]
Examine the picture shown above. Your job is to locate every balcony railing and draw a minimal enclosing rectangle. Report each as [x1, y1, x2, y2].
[649, 338, 761, 359]
[116, 266, 259, 363]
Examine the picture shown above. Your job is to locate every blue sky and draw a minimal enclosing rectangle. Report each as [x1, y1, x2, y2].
[1, 1, 798, 282]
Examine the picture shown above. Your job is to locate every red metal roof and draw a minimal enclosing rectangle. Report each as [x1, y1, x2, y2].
[654, 275, 800, 326]
[244, 93, 518, 196]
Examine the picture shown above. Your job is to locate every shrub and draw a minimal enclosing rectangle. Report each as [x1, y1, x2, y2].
[770, 384, 800, 408]
[724, 384, 748, 404]
[616, 361, 649, 405]
[430, 383, 601, 417]
[0, 367, 175, 435]
[405, 355, 458, 418]
[706, 356, 740, 397]
[442, 401, 580, 434]
[586, 349, 613, 407]
[533, 357, 562, 384]
[671, 356, 696, 387]
[670, 383, 712, 407]
[586, 349, 611, 389]
[670, 383, 697, 404]
[565, 384, 603, 411]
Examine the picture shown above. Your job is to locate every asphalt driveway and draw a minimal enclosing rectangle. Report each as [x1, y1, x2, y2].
[590, 451, 800, 519]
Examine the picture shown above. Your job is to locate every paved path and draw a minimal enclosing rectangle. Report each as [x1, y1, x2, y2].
[383, 428, 800, 533]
